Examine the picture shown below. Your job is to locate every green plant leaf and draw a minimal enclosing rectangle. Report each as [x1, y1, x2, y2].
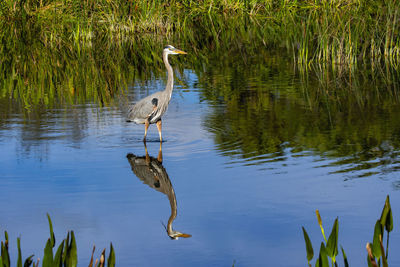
[316, 210, 327, 242]
[17, 237, 22, 267]
[367, 254, 373, 267]
[23, 255, 34, 267]
[372, 220, 382, 259]
[385, 209, 393, 233]
[326, 217, 339, 258]
[65, 231, 77, 267]
[380, 195, 393, 233]
[317, 242, 329, 267]
[1, 240, 10, 267]
[0, 256, 3, 267]
[46, 214, 56, 248]
[341, 245, 349, 267]
[54, 240, 65, 267]
[42, 238, 53, 267]
[302, 227, 314, 262]
[107, 243, 115, 267]
[379, 234, 388, 267]
[63, 232, 69, 265]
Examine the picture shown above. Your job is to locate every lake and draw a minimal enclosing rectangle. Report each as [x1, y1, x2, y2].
[1, 44, 400, 266]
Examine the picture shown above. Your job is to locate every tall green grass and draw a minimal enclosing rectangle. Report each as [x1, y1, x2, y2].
[2, 0, 400, 68]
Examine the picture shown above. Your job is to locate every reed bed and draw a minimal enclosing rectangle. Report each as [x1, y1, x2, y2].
[1, 0, 400, 67]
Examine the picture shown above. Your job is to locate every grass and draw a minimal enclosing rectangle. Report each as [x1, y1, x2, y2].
[2, 0, 400, 68]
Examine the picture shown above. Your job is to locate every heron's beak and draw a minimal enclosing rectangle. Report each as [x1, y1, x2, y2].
[177, 233, 192, 238]
[175, 49, 187, 55]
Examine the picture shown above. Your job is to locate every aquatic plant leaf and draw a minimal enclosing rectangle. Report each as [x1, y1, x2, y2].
[301, 227, 314, 262]
[315, 210, 327, 242]
[326, 217, 339, 258]
[340, 245, 349, 267]
[367, 252, 377, 267]
[372, 220, 382, 258]
[4, 232, 8, 246]
[23, 255, 34, 267]
[380, 195, 393, 232]
[379, 235, 388, 267]
[42, 238, 53, 267]
[46, 214, 56, 247]
[0, 256, 3, 267]
[1, 240, 10, 267]
[54, 240, 65, 267]
[17, 237, 22, 267]
[65, 231, 77, 267]
[385, 209, 393, 233]
[317, 242, 329, 267]
[107, 243, 115, 267]
[63, 232, 69, 265]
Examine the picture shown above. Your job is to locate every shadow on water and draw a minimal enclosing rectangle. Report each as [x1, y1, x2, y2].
[126, 143, 191, 240]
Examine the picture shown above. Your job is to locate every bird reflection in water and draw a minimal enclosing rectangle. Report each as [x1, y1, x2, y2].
[126, 143, 191, 240]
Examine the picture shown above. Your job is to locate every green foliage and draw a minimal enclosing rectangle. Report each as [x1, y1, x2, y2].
[316, 242, 329, 267]
[0, 215, 114, 267]
[302, 227, 314, 264]
[304, 195, 395, 266]
[17, 238, 22, 267]
[326, 218, 339, 261]
[340, 246, 349, 267]
[1, 0, 400, 71]
[302, 212, 343, 266]
[372, 220, 382, 259]
[380, 195, 393, 233]
[367, 195, 394, 266]
[107, 243, 115, 267]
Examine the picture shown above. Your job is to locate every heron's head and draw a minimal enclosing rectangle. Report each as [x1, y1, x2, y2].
[164, 45, 187, 55]
[168, 230, 192, 240]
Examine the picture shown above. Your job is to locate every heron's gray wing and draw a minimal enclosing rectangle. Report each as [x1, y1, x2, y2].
[127, 92, 162, 123]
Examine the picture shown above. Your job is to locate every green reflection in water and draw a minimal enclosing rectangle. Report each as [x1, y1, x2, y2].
[2, 9, 400, 175]
[198, 51, 400, 176]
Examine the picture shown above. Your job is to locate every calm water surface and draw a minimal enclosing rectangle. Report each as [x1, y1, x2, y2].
[1, 54, 400, 266]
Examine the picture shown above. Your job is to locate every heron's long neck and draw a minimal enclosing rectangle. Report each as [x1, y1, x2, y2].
[167, 186, 177, 234]
[163, 52, 174, 99]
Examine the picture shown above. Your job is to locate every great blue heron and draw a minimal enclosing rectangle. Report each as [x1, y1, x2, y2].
[126, 143, 191, 239]
[127, 45, 187, 142]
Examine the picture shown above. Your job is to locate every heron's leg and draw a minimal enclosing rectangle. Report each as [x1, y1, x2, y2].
[143, 119, 149, 142]
[157, 142, 163, 163]
[156, 119, 162, 142]
[144, 142, 150, 164]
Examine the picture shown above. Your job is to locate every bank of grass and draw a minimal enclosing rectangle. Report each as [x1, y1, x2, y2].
[1, 0, 400, 67]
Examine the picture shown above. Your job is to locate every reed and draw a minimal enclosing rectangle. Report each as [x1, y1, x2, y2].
[1, 0, 400, 68]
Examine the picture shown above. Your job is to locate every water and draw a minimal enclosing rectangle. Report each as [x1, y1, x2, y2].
[1, 50, 400, 266]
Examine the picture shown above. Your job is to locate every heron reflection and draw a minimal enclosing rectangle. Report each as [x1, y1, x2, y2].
[126, 143, 191, 239]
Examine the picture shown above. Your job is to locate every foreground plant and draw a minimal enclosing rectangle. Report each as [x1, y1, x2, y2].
[302, 195, 394, 267]
[0, 214, 115, 267]
[366, 195, 393, 267]
[302, 210, 348, 267]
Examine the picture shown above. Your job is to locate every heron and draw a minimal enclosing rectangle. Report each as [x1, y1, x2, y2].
[127, 45, 187, 142]
[126, 143, 191, 240]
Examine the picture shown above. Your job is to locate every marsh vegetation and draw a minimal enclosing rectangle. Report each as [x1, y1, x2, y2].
[1, 0, 400, 266]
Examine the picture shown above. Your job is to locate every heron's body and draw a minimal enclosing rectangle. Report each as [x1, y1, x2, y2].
[126, 144, 191, 239]
[127, 45, 186, 141]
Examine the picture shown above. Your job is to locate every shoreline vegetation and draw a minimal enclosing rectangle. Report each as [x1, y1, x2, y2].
[1, 0, 400, 108]
[1, 0, 400, 67]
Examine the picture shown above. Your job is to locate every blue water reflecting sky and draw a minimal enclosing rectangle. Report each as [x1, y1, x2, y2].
[0, 69, 400, 266]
